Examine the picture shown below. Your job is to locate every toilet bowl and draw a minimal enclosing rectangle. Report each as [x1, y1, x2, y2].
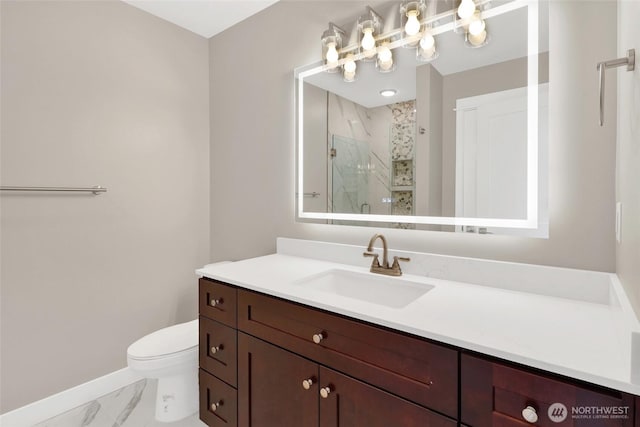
[127, 319, 198, 423]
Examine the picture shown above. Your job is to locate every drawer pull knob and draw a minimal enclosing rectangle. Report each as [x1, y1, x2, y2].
[312, 332, 325, 344]
[320, 386, 332, 399]
[302, 378, 315, 390]
[210, 345, 223, 355]
[521, 406, 538, 424]
[211, 400, 223, 412]
[210, 298, 222, 307]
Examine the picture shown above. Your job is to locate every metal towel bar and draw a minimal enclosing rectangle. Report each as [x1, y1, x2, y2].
[0, 186, 107, 195]
[296, 192, 321, 198]
[598, 48, 635, 126]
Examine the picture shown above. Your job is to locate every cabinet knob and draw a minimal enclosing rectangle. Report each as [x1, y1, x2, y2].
[302, 378, 315, 390]
[210, 298, 222, 307]
[521, 406, 538, 424]
[320, 386, 332, 399]
[312, 332, 325, 344]
[211, 400, 223, 412]
[210, 345, 223, 355]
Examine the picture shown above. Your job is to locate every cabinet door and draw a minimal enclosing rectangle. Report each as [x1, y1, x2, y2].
[238, 332, 319, 427]
[461, 354, 635, 427]
[318, 366, 456, 427]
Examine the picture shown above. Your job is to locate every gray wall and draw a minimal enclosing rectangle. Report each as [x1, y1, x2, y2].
[210, 1, 618, 274]
[616, 0, 640, 318]
[0, 0, 210, 411]
[441, 54, 550, 217]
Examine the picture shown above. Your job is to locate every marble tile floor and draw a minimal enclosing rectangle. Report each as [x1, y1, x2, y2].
[33, 379, 205, 427]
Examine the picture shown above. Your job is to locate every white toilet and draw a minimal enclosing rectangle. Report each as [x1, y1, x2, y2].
[127, 319, 199, 423]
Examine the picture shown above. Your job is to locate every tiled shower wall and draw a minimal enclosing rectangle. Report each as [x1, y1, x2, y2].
[327, 93, 416, 220]
[33, 380, 204, 427]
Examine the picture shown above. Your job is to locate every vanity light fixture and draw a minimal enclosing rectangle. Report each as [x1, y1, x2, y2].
[380, 89, 397, 97]
[377, 42, 395, 72]
[457, 0, 476, 20]
[319, 0, 493, 81]
[418, 28, 438, 61]
[343, 54, 357, 82]
[465, 10, 488, 47]
[357, 7, 383, 59]
[401, 1, 426, 37]
[321, 23, 346, 72]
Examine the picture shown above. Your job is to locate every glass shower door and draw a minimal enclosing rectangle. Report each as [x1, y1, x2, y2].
[330, 135, 370, 214]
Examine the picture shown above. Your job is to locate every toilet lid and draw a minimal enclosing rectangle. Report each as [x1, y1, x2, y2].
[127, 319, 198, 359]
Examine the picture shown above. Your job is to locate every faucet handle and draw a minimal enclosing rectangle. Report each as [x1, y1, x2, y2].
[391, 256, 410, 273]
[363, 252, 380, 268]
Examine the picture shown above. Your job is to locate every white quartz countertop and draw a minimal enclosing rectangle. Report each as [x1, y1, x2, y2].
[196, 239, 640, 396]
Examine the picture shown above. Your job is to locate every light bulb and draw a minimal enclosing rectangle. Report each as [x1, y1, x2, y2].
[420, 32, 435, 50]
[325, 42, 339, 63]
[420, 47, 436, 59]
[405, 10, 421, 36]
[468, 14, 485, 36]
[468, 29, 487, 46]
[343, 55, 356, 73]
[343, 70, 356, 82]
[457, 0, 475, 20]
[377, 45, 392, 62]
[379, 57, 393, 71]
[361, 28, 376, 51]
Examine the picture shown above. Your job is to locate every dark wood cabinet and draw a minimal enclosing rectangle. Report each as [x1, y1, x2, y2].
[199, 278, 237, 327]
[199, 369, 238, 427]
[318, 366, 456, 427]
[198, 277, 639, 427]
[237, 332, 454, 427]
[237, 332, 318, 427]
[237, 288, 458, 418]
[199, 316, 237, 387]
[461, 353, 635, 427]
[199, 280, 239, 427]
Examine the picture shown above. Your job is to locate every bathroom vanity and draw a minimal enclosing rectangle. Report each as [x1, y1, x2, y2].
[197, 238, 640, 426]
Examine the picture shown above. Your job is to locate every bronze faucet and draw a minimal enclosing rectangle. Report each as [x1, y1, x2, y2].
[363, 234, 410, 276]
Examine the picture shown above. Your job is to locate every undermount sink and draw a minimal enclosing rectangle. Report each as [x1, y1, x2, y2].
[295, 269, 433, 309]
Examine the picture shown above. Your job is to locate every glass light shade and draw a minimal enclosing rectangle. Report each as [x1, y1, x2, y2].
[457, 0, 476, 20]
[468, 29, 487, 46]
[343, 55, 356, 73]
[405, 10, 421, 36]
[378, 58, 394, 72]
[418, 45, 437, 60]
[343, 70, 356, 82]
[377, 45, 392, 62]
[420, 32, 435, 50]
[468, 14, 486, 36]
[361, 28, 376, 51]
[325, 42, 339, 63]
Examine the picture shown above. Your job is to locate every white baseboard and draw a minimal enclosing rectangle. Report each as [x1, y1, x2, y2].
[0, 368, 143, 427]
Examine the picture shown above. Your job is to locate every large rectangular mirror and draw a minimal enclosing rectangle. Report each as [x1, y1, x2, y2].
[296, 0, 549, 236]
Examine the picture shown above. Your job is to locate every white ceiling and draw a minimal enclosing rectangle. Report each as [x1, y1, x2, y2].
[122, 0, 279, 39]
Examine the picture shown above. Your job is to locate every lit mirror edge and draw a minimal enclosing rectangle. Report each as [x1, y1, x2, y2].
[295, 0, 540, 231]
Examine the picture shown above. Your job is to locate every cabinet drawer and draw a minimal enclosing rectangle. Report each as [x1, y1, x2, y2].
[199, 369, 237, 427]
[461, 353, 635, 427]
[199, 278, 237, 327]
[238, 289, 458, 418]
[199, 316, 237, 387]
[320, 366, 457, 427]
